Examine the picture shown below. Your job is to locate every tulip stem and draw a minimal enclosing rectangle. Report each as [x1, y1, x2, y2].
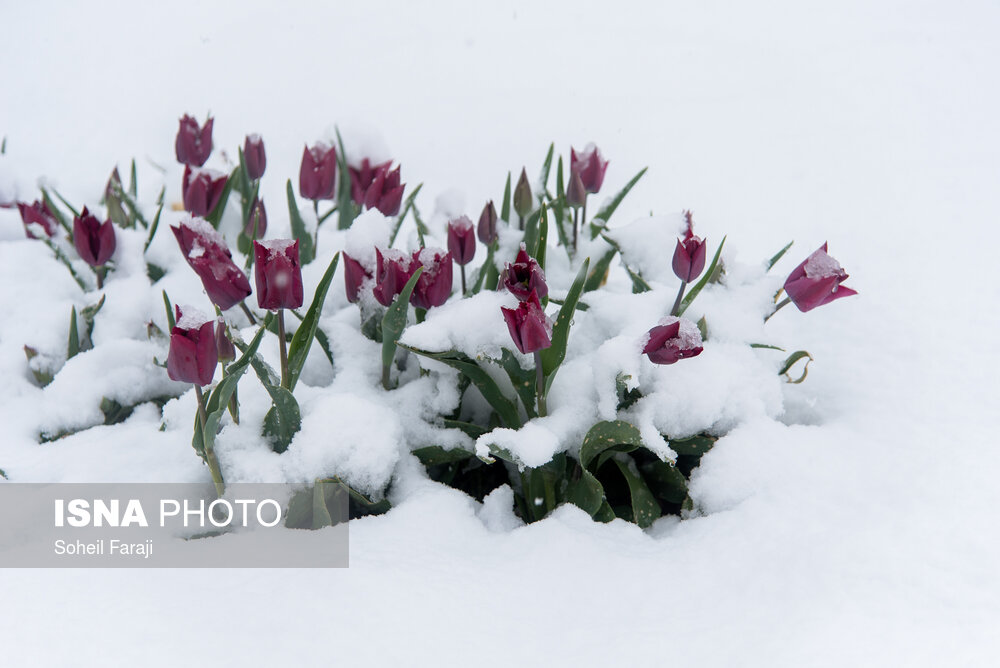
[460, 265, 467, 296]
[572, 208, 579, 254]
[764, 297, 792, 323]
[670, 281, 687, 317]
[239, 301, 257, 325]
[581, 200, 587, 231]
[518, 214, 524, 231]
[194, 384, 225, 497]
[534, 351, 547, 418]
[96, 267, 105, 290]
[277, 309, 289, 389]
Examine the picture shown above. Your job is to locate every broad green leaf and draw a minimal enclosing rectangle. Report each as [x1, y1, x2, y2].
[205, 168, 236, 229]
[413, 445, 475, 467]
[285, 179, 316, 265]
[204, 313, 273, 416]
[613, 457, 661, 528]
[566, 467, 605, 517]
[381, 268, 424, 388]
[540, 258, 590, 379]
[779, 350, 813, 383]
[23, 346, 54, 387]
[767, 240, 794, 271]
[286, 252, 339, 391]
[579, 420, 643, 469]
[79, 295, 105, 351]
[67, 307, 80, 360]
[696, 315, 709, 340]
[667, 433, 717, 457]
[639, 459, 688, 505]
[677, 236, 726, 316]
[262, 384, 301, 453]
[496, 349, 537, 419]
[500, 171, 512, 223]
[589, 166, 647, 239]
[583, 247, 616, 292]
[593, 500, 616, 523]
[441, 419, 488, 439]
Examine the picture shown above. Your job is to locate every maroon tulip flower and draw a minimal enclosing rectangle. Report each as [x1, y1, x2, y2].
[411, 248, 453, 310]
[244, 198, 267, 240]
[447, 216, 476, 266]
[501, 244, 548, 301]
[175, 114, 214, 167]
[215, 320, 236, 362]
[171, 218, 253, 311]
[182, 166, 228, 218]
[783, 243, 858, 312]
[254, 239, 304, 310]
[477, 200, 498, 245]
[167, 305, 218, 386]
[672, 210, 708, 283]
[16, 200, 58, 238]
[501, 290, 552, 355]
[73, 207, 116, 267]
[642, 318, 704, 365]
[513, 167, 533, 221]
[299, 142, 338, 201]
[372, 248, 418, 306]
[570, 144, 609, 194]
[343, 252, 373, 304]
[350, 158, 392, 206]
[566, 170, 586, 209]
[363, 165, 405, 216]
[243, 134, 266, 181]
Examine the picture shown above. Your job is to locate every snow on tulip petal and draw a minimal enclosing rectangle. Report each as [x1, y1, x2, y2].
[167, 305, 217, 386]
[783, 242, 857, 312]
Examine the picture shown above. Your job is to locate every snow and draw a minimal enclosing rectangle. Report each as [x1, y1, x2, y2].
[174, 304, 211, 330]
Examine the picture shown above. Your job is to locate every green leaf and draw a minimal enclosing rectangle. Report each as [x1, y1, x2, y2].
[285, 179, 316, 265]
[579, 420, 643, 470]
[552, 156, 571, 252]
[696, 315, 709, 340]
[767, 240, 794, 271]
[600, 233, 650, 293]
[593, 500, 616, 523]
[589, 166, 647, 239]
[470, 244, 493, 295]
[79, 295, 105, 352]
[441, 419, 488, 439]
[380, 268, 423, 389]
[285, 480, 349, 529]
[567, 467, 605, 516]
[40, 189, 73, 238]
[677, 236, 726, 317]
[522, 203, 547, 268]
[539, 258, 590, 379]
[749, 343, 785, 351]
[583, 247, 617, 292]
[779, 350, 813, 384]
[500, 172, 512, 222]
[204, 313, 273, 416]
[537, 142, 554, 202]
[390, 183, 424, 246]
[495, 349, 537, 419]
[23, 346, 54, 387]
[413, 445, 475, 467]
[143, 202, 163, 253]
[162, 290, 175, 330]
[128, 159, 138, 198]
[286, 253, 339, 391]
[667, 434, 717, 457]
[262, 384, 302, 453]
[613, 457, 661, 528]
[42, 239, 87, 291]
[51, 189, 81, 219]
[204, 168, 236, 229]
[334, 128, 357, 230]
[411, 202, 430, 248]
[639, 459, 688, 505]
[67, 307, 80, 360]
[0, 468, 6, 479]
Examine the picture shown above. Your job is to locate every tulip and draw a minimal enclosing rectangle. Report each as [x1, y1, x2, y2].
[411, 248, 453, 310]
[215, 320, 235, 362]
[570, 144, 609, 194]
[299, 142, 338, 202]
[243, 134, 266, 181]
[363, 165, 405, 216]
[244, 198, 267, 240]
[175, 114, 213, 167]
[372, 247, 418, 307]
[501, 244, 548, 301]
[672, 210, 708, 284]
[447, 216, 476, 295]
[781, 243, 858, 314]
[171, 218, 253, 311]
[182, 166, 228, 218]
[167, 305, 218, 386]
[73, 207, 116, 287]
[642, 317, 703, 365]
[350, 158, 392, 206]
[254, 239, 304, 311]
[513, 167, 532, 229]
[501, 289, 552, 416]
[343, 252, 373, 304]
[16, 200, 58, 238]
[477, 200, 498, 245]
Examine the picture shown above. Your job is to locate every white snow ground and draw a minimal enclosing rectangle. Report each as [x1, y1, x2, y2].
[2, 0, 999, 665]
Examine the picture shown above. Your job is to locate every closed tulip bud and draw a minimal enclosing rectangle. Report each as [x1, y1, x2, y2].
[343, 252, 373, 304]
[477, 200, 498, 245]
[175, 114, 213, 167]
[73, 207, 116, 267]
[447, 216, 476, 266]
[350, 158, 392, 206]
[299, 142, 338, 201]
[243, 134, 266, 180]
[167, 305, 218, 386]
[244, 198, 267, 240]
[513, 168, 533, 220]
[672, 210, 708, 283]
[501, 290, 551, 355]
[17, 200, 58, 238]
[364, 165, 405, 216]
[171, 218, 253, 311]
[642, 317, 703, 365]
[372, 247, 418, 307]
[566, 169, 587, 209]
[411, 248, 453, 309]
[215, 320, 235, 362]
[783, 243, 858, 312]
[182, 166, 228, 218]
[570, 144, 609, 194]
[253, 239, 304, 310]
[500, 244, 548, 301]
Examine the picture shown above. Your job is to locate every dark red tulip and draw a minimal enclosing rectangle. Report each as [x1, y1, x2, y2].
[299, 142, 338, 201]
[783, 243, 858, 312]
[477, 200, 498, 245]
[343, 252, 373, 304]
[73, 207, 116, 267]
[175, 114, 213, 167]
[243, 134, 266, 180]
[570, 144, 609, 194]
[447, 216, 476, 266]
[363, 165, 405, 216]
[372, 247, 418, 307]
[513, 168, 533, 220]
[411, 248, 453, 309]
[171, 218, 252, 311]
[500, 244, 548, 301]
[566, 170, 586, 209]
[215, 320, 235, 362]
[167, 305, 218, 386]
[642, 318, 703, 365]
[244, 198, 267, 239]
[349, 158, 392, 206]
[253, 239, 304, 310]
[182, 166, 228, 218]
[672, 210, 707, 283]
[17, 200, 58, 238]
[501, 290, 551, 355]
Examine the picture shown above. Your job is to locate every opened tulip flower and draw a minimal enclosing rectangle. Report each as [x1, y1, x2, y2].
[17, 200, 58, 238]
[501, 289, 552, 415]
[171, 218, 253, 312]
[254, 239, 304, 389]
[350, 158, 392, 206]
[343, 252, 373, 304]
[363, 165, 405, 216]
[501, 244, 548, 301]
[243, 134, 266, 181]
[570, 143, 609, 194]
[642, 317, 704, 365]
[780, 242, 858, 314]
[411, 248, 453, 310]
[182, 166, 228, 218]
[477, 200, 498, 245]
[299, 142, 338, 202]
[372, 247, 418, 307]
[175, 114, 213, 167]
[513, 167, 532, 228]
[244, 198, 267, 240]
[73, 207, 116, 287]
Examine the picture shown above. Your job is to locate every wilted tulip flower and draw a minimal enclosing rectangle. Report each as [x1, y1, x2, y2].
[350, 158, 392, 206]
[175, 114, 214, 167]
[642, 317, 704, 365]
[513, 168, 533, 225]
[672, 210, 707, 284]
[411, 248, 453, 310]
[363, 165, 405, 216]
[253, 239, 304, 310]
[171, 218, 252, 311]
[243, 134, 266, 180]
[570, 144, 609, 194]
[17, 200, 58, 238]
[299, 142, 338, 201]
[477, 200, 498, 245]
[215, 320, 235, 362]
[73, 207, 116, 272]
[182, 166, 228, 218]
[501, 244, 548, 301]
[501, 290, 552, 355]
[372, 247, 418, 307]
[244, 198, 267, 240]
[783, 243, 858, 312]
[447, 216, 476, 266]
[167, 305, 218, 386]
[343, 252, 373, 304]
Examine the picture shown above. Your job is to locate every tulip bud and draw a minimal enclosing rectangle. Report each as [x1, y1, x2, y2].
[513, 168, 533, 220]
[175, 114, 213, 167]
[171, 218, 253, 311]
[167, 305, 218, 386]
[672, 211, 708, 283]
[363, 165, 405, 216]
[182, 166, 228, 218]
[566, 169, 586, 209]
[215, 320, 235, 362]
[372, 247, 418, 307]
[411, 248, 453, 310]
[642, 317, 703, 365]
[243, 134, 266, 181]
[477, 200, 498, 245]
[343, 252, 373, 304]
[783, 243, 858, 312]
[570, 144, 609, 194]
[500, 244, 548, 301]
[350, 158, 392, 206]
[253, 239, 304, 310]
[299, 142, 338, 201]
[501, 290, 552, 355]
[244, 198, 267, 240]
[447, 216, 476, 266]
[16, 200, 58, 239]
[73, 207, 116, 267]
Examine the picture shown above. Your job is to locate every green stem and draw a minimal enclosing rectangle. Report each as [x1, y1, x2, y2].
[670, 281, 687, 317]
[572, 207, 579, 254]
[764, 297, 792, 323]
[194, 384, 225, 497]
[96, 267, 105, 290]
[460, 264, 467, 296]
[239, 301, 257, 325]
[533, 351, 547, 417]
[581, 198, 587, 234]
[278, 309, 289, 389]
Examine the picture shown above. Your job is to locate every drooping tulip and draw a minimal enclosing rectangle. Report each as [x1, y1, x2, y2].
[672, 210, 707, 283]
[253, 239, 304, 310]
[363, 165, 404, 216]
[73, 207, 116, 267]
[349, 158, 392, 206]
[17, 200, 58, 238]
[642, 317, 704, 365]
[244, 198, 267, 240]
[243, 134, 266, 180]
[411, 248, 453, 310]
[343, 252, 373, 304]
[182, 166, 228, 218]
[299, 142, 338, 201]
[501, 290, 552, 355]
[447, 216, 476, 266]
[513, 167, 533, 223]
[570, 143, 609, 194]
[167, 305, 218, 386]
[477, 200, 498, 245]
[372, 247, 418, 307]
[783, 243, 858, 312]
[171, 218, 252, 311]
[500, 244, 548, 300]
[175, 114, 214, 167]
